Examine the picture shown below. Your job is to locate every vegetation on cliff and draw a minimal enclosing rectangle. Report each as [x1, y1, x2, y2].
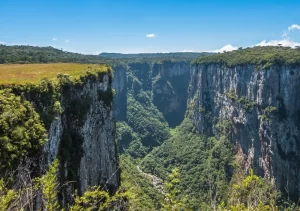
[116, 62, 179, 158]
[0, 159, 132, 211]
[0, 63, 117, 209]
[117, 92, 170, 158]
[193, 46, 300, 69]
[0, 89, 47, 171]
[0, 64, 113, 129]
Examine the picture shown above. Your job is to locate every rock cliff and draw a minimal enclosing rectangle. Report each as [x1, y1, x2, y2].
[189, 63, 300, 199]
[113, 61, 191, 127]
[112, 60, 191, 157]
[8, 67, 119, 205]
[47, 73, 118, 201]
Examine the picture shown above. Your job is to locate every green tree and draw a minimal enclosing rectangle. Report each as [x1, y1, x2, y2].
[38, 159, 61, 211]
[162, 168, 187, 211]
[0, 89, 47, 170]
[228, 169, 279, 211]
[0, 179, 17, 211]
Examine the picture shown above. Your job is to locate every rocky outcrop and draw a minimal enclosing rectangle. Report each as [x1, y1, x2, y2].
[189, 64, 300, 200]
[39, 73, 119, 202]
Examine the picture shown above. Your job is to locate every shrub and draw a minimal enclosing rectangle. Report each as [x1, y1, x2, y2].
[0, 89, 47, 170]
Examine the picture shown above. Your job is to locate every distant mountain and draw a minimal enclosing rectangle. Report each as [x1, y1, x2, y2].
[0, 45, 212, 64]
[99, 52, 213, 60]
[0, 45, 101, 64]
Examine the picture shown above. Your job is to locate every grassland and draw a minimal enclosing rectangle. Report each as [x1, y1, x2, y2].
[0, 63, 109, 85]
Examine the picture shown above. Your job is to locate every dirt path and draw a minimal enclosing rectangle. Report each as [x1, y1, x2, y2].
[137, 165, 166, 195]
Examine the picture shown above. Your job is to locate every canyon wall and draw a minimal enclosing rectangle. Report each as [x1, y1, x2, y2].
[15, 70, 119, 205]
[189, 63, 300, 199]
[113, 61, 191, 127]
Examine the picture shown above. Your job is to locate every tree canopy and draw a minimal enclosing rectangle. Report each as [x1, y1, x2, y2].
[193, 46, 300, 68]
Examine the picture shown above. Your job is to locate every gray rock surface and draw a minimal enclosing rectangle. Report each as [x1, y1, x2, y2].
[189, 64, 300, 199]
[112, 61, 191, 127]
[44, 74, 118, 201]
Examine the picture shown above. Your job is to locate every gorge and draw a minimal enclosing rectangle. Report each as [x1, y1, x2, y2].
[1, 45, 300, 210]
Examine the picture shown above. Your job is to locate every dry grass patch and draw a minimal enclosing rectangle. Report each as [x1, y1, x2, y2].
[0, 63, 109, 85]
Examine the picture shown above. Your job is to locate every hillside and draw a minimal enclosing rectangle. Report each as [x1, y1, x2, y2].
[0, 45, 104, 64]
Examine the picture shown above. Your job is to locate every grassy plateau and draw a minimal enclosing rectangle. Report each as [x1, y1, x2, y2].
[0, 63, 109, 85]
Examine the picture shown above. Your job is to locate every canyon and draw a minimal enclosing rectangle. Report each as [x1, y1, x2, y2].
[1, 46, 300, 210]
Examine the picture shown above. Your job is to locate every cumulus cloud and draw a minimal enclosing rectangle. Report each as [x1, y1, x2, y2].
[213, 44, 238, 53]
[256, 39, 300, 48]
[288, 24, 300, 31]
[65, 40, 70, 43]
[0, 41, 5, 45]
[146, 34, 157, 38]
[52, 37, 57, 41]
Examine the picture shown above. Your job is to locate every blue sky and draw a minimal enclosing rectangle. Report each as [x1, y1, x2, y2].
[0, 0, 300, 54]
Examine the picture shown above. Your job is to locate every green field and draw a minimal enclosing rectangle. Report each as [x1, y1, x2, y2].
[0, 63, 109, 85]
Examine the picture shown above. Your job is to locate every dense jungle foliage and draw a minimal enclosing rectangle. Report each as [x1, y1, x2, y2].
[140, 119, 234, 210]
[116, 92, 170, 158]
[119, 155, 164, 210]
[0, 159, 133, 211]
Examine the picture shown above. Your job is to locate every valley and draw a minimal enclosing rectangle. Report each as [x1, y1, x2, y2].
[0, 45, 300, 210]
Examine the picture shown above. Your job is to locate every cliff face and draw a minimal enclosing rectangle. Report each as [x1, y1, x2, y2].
[113, 61, 191, 127]
[189, 64, 300, 199]
[45, 74, 118, 198]
[112, 65, 127, 121]
[152, 61, 191, 127]
[12, 71, 120, 205]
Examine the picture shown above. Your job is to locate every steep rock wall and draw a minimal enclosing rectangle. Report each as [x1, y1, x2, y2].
[112, 65, 127, 121]
[18, 72, 119, 204]
[152, 61, 191, 127]
[112, 61, 191, 127]
[189, 64, 300, 199]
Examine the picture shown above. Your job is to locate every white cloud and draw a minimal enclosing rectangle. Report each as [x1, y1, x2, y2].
[65, 40, 70, 43]
[181, 49, 195, 52]
[52, 37, 57, 41]
[288, 24, 300, 31]
[0, 41, 5, 45]
[146, 34, 157, 38]
[213, 44, 238, 53]
[256, 39, 300, 48]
